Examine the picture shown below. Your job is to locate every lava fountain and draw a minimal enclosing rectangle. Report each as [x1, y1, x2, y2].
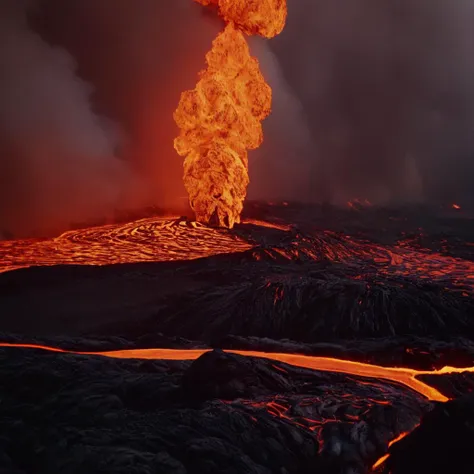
[174, 0, 288, 228]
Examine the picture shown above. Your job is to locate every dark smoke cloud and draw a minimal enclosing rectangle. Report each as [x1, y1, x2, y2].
[266, 0, 474, 205]
[248, 38, 316, 203]
[2, 0, 474, 238]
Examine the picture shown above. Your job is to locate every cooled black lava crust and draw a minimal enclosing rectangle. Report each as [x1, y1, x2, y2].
[1, 203, 474, 474]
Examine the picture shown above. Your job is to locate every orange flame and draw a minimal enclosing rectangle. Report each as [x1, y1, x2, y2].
[173, 0, 287, 228]
[452, 203, 461, 210]
[196, 0, 288, 38]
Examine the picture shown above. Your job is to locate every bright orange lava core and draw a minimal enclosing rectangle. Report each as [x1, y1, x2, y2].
[173, 0, 287, 228]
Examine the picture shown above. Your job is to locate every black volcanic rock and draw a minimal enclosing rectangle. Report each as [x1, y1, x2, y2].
[1, 204, 474, 473]
[182, 350, 294, 402]
[2, 205, 474, 342]
[0, 346, 428, 474]
[135, 269, 474, 343]
[418, 372, 474, 399]
[383, 395, 474, 474]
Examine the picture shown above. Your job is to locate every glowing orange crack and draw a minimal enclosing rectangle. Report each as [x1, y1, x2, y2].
[0, 217, 254, 274]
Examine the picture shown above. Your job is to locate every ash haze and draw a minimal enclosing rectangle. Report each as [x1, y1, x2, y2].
[268, 0, 474, 205]
[0, 0, 221, 237]
[1, 0, 474, 236]
[33, 0, 222, 224]
[0, 0, 129, 237]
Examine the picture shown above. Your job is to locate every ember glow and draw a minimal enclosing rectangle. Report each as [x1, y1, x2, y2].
[347, 198, 373, 210]
[251, 230, 474, 292]
[173, 0, 287, 228]
[241, 218, 292, 232]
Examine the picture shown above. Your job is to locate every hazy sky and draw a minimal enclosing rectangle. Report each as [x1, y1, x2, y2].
[270, 0, 474, 204]
[1, 0, 474, 235]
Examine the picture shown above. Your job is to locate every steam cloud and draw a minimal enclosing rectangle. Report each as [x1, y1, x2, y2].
[265, 0, 474, 205]
[0, 0, 129, 237]
[33, 0, 222, 219]
[2, 0, 474, 238]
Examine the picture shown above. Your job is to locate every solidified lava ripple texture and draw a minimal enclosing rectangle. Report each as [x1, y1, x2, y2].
[1, 212, 474, 294]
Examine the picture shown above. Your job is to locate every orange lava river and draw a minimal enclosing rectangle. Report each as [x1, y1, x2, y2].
[2, 342, 474, 403]
[1, 215, 474, 295]
[3, 342, 473, 470]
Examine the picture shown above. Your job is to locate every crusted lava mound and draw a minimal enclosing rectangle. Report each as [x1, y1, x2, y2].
[1, 202, 474, 473]
[0, 346, 427, 474]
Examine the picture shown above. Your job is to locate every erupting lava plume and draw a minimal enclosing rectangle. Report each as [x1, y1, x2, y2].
[173, 0, 287, 228]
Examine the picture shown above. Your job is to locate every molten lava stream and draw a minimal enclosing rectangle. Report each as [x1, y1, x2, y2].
[0, 217, 254, 274]
[3, 342, 472, 470]
[2, 342, 474, 402]
[371, 430, 414, 470]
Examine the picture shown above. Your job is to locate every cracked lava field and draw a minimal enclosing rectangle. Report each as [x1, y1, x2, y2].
[1, 202, 474, 473]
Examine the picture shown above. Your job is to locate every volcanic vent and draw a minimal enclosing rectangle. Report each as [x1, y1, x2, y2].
[174, 0, 287, 228]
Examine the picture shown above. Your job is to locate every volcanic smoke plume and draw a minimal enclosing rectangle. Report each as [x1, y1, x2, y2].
[0, 0, 128, 238]
[268, 0, 474, 206]
[174, 0, 287, 228]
